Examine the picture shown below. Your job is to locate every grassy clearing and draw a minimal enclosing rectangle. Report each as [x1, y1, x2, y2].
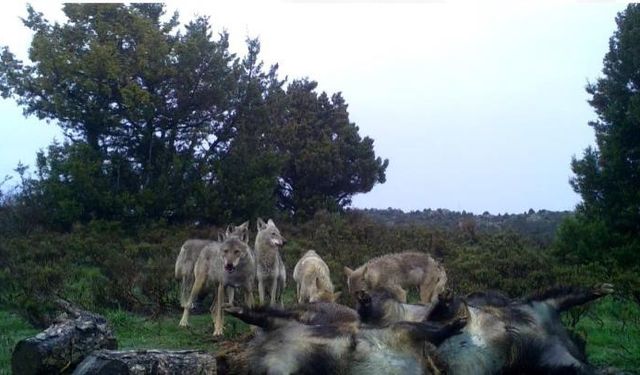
[574, 297, 640, 373]
[0, 310, 38, 374]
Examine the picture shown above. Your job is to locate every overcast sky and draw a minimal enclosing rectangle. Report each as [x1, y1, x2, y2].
[0, 1, 623, 214]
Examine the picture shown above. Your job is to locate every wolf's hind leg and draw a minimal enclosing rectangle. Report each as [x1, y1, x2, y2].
[179, 271, 206, 327]
[533, 284, 614, 312]
[270, 277, 278, 307]
[387, 285, 408, 303]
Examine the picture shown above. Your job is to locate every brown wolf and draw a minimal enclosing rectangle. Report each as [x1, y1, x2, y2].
[427, 283, 614, 374]
[344, 251, 447, 303]
[225, 305, 466, 375]
[255, 218, 286, 307]
[178, 234, 255, 336]
[293, 250, 338, 303]
[174, 221, 249, 309]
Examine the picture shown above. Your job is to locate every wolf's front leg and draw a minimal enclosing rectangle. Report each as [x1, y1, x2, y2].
[226, 286, 235, 307]
[258, 277, 265, 305]
[244, 283, 255, 308]
[270, 277, 278, 307]
[213, 283, 225, 336]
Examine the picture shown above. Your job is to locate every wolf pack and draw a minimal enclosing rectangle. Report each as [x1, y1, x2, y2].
[175, 219, 614, 374]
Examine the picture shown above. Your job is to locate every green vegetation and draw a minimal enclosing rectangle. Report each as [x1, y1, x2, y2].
[574, 297, 640, 372]
[555, 3, 640, 300]
[0, 4, 387, 226]
[0, 311, 38, 374]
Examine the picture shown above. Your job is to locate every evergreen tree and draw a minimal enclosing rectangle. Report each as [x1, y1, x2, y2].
[561, 4, 640, 267]
[274, 79, 388, 218]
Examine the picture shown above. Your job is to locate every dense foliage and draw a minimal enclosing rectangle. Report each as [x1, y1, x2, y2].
[562, 4, 640, 265]
[0, 4, 387, 227]
[555, 4, 640, 301]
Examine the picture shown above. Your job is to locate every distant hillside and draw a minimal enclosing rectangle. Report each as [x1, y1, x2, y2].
[355, 208, 572, 245]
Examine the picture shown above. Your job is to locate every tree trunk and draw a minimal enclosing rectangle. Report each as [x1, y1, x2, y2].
[72, 349, 220, 375]
[11, 299, 117, 375]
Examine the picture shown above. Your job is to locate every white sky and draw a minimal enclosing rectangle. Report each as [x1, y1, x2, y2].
[0, 1, 623, 214]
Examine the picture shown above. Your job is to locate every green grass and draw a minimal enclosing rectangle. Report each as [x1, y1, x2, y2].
[573, 297, 640, 373]
[103, 309, 250, 351]
[0, 310, 39, 374]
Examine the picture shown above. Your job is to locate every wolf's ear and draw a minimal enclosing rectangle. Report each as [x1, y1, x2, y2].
[267, 218, 275, 226]
[241, 231, 250, 244]
[218, 231, 225, 242]
[237, 221, 249, 230]
[225, 225, 234, 236]
[257, 218, 266, 231]
[344, 266, 353, 277]
[333, 291, 342, 301]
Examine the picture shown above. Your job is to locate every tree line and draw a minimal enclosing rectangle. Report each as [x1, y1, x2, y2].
[0, 3, 388, 230]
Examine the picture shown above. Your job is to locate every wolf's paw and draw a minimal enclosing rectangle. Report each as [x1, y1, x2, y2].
[449, 316, 468, 332]
[593, 283, 614, 296]
[178, 319, 189, 327]
[224, 306, 244, 315]
[213, 329, 224, 337]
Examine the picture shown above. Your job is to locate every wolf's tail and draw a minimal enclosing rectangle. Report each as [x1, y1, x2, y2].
[179, 272, 196, 308]
[175, 245, 188, 279]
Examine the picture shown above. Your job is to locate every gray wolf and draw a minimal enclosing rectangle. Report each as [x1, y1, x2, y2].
[225, 305, 466, 374]
[293, 250, 338, 303]
[175, 221, 249, 309]
[427, 283, 614, 374]
[178, 234, 256, 336]
[255, 218, 286, 307]
[355, 288, 436, 326]
[344, 251, 447, 303]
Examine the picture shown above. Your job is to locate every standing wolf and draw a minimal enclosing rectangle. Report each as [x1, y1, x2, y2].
[178, 234, 255, 336]
[293, 250, 338, 303]
[174, 221, 249, 310]
[255, 218, 287, 307]
[344, 251, 447, 303]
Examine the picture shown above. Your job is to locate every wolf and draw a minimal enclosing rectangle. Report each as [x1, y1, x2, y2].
[255, 218, 286, 307]
[355, 288, 436, 326]
[175, 221, 249, 310]
[178, 234, 256, 336]
[293, 250, 338, 303]
[225, 305, 466, 375]
[426, 283, 614, 375]
[344, 251, 447, 304]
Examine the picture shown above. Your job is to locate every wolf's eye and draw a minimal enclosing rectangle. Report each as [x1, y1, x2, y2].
[234, 250, 240, 255]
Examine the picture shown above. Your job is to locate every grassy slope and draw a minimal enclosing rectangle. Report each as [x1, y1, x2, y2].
[575, 297, 640, 372]
[0, 311, 38, 375]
